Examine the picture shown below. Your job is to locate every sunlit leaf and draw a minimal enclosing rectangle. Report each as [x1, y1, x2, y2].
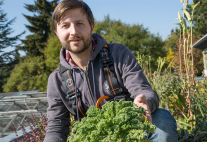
[183, 9, 191, 21]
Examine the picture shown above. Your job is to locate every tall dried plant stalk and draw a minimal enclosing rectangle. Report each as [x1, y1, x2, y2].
[177, 0, 200, 129]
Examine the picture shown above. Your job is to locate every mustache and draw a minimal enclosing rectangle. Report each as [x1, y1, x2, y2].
[68, 36, 82, 41]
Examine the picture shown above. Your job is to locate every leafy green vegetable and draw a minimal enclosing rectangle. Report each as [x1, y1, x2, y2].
[68, 99, 155, 142]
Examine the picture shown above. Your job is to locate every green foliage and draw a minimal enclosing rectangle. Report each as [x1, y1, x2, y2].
[0, 51, 20, 92]
[136, 51, 156, 82]
[94, 15, 149, 51]
[178, 115, 207, 142]
[3, 31, 61, 92]
[188, 0, 207, 38]
[163, 32, 178, 53]
[139, 53, 207, 142]
[0, 0, 24, 92]
[3, 0, 60, 92]
[16, 0, 59, 56]
[3, 56, 48, 92]
[43, 34, 61, 72]
[68, 99, 155, 142]
[144, 57, 187, 113]
[142, 54, 207, 141]
[191, 80, 207, 117]
[94, 15, 165, 71]
[3, 0, 59, 92]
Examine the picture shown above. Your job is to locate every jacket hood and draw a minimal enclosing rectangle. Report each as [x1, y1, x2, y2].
[59, 33, 107, 69]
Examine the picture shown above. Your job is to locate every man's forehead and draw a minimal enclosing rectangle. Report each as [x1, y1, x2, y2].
[59, 8, 86, 22]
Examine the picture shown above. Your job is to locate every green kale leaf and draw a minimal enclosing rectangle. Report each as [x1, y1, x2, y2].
[68, 99, 155, 142]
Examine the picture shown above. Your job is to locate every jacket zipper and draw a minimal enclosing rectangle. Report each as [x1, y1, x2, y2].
[83, 70, 95, 105]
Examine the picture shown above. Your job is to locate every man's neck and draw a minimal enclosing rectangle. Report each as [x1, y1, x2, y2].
[69, 46, 92, 71]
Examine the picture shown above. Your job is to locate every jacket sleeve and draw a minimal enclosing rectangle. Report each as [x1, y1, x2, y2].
[113, 44, 159, 113]
[44, 73, 70, 142]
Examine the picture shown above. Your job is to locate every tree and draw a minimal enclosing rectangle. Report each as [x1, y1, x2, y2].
[188, 0, 207, 38]
[17, 0, 59, 56]
[3, 56, 47, 92]
[0, 0, 24, 92]
[3, 32, 62, 92]
[43, 33, 61, 72]
[163, 31, 179, 53]
[3, 0, 60, 92]
[94, 16, 165, 71]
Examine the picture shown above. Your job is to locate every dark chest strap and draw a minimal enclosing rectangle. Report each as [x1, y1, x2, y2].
[100, 44, 124, 97]
[59, 65, 86, 118]
[96, 44, 131, 108]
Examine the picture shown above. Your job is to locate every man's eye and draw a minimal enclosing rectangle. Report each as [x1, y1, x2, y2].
[62, 25, 69, 28]
[77, 23, 83, 25]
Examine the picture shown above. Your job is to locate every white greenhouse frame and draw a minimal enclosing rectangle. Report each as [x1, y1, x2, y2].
[193, 34, 207, 77]
[0, 91, 47, 139]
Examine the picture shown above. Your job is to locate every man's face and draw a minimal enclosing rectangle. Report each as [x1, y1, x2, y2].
[55, 8, 94, 54]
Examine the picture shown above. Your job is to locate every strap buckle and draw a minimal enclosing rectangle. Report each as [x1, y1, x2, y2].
[67, 89, 81, 101]
[100, 57, 113, 68]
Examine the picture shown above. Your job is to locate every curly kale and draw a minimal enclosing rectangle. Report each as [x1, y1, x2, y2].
[68, 99, 156, 142]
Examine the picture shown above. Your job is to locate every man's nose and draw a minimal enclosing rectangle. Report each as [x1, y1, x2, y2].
[70, 24, 78, 35]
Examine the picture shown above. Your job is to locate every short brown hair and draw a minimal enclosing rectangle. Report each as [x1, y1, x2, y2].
[52, 0, 94, 30]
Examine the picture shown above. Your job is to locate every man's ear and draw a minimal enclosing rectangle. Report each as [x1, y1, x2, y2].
[91, 24, 94, 33]
[54, 29, 57, 35]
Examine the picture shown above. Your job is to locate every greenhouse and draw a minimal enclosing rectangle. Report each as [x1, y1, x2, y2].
[0, 91, 47, 141]
[193, 34, 207, 77]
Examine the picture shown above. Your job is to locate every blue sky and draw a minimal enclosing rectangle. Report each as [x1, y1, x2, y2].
[3, 0, 194, 54]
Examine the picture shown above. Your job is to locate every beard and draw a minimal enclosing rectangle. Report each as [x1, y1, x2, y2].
[61, 33, 92, 54]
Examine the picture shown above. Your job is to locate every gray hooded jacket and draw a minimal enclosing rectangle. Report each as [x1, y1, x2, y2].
[44, 33, 159, 142]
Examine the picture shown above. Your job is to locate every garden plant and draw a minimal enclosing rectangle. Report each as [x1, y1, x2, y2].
[68, 99, 155, 142]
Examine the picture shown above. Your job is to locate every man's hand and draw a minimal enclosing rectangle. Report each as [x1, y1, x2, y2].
[133, 94, 152, 123]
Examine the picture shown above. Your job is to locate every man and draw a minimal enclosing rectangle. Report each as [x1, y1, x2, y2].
[44, 0, 178, 141]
